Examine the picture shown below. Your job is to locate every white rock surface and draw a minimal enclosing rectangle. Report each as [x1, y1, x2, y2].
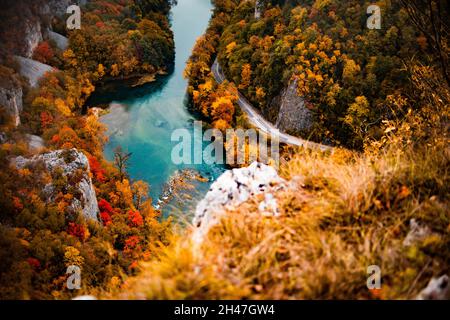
[47, 30, 69, 51]
[193, 162, 285, 242]
[13, 149, 99, 221]
[26, 134, 45, 152]
[416, 275, 449, 300]
[14, 55, 54, 88]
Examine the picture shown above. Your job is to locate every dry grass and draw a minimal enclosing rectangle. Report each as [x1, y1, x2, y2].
[107, 140, 449, 300]
[105, 63, 450, 300]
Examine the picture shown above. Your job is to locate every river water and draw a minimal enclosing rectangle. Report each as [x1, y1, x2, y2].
[99, 0, 224, 214]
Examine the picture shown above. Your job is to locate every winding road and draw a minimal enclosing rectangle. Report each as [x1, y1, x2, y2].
[212, 58, 333, 152]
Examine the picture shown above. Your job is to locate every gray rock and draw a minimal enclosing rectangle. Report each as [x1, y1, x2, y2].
[23, 20, 43, 58]
[0, 0, 85, 58]
[0, 73, 23, 126]
[40, 0, 88, 20]
[274, 80, 314, 135]
[193, 162, 286, 243]
[416, 275, 450, 300]
[14, 56, 54, 88]
[13, 149, 99, 221]
[47, 30, 69, 51]
[26, 134, 45, 151]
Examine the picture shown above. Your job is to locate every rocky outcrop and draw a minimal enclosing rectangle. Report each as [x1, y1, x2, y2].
[272, 80, 314, 135]
[47, 30, 69, 51]
[156, 169, 208, 210]
[23, 19, 44, 58]
[19, 0, 83, 57]
[47, 0, 76, 17]
[1, 0, 89, 59]
[26, 134, 46, 152]
[0, 68, 23, 126]
[14, 56, 54, 88]
[193, 162, 286, 242]
[416, 275, 450, 300]
[13, 149, 99, 221]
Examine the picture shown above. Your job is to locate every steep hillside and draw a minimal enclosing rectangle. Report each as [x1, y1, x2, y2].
[112, 0, 449, 300]
[186, 0, 449, 149]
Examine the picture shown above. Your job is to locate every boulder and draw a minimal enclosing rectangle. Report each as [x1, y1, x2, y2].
[13, 149, 99, 221]
[47, 30, 69, 51]
[14, 56, 54, 88]
[193, 162, 285, 242]
[416, 275, 450, 300]
[23, 19, 43, 58]
[274, 80, 314, 135]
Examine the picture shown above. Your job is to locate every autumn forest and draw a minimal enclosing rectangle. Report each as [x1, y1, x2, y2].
[0, 0, 449, 302]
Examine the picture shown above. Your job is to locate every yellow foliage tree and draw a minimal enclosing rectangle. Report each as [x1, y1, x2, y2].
[239, 63, 252, 90]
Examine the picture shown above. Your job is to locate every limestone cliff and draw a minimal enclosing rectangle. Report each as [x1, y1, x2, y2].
[13, 149, 99, 221]
[268, 80, 314, 136]
[0, 67, 23, 126]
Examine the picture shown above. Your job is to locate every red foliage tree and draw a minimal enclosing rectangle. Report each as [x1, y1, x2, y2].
[50, 134, 61, 145]
[128, 260, 139, 271]
[40, 111, 53, 129]
[100, 212, 112, 226]
[98, 199, 113, 214]
[67, 222, 86, 241]
[88, 155, 106, 183]
[127, 210, 143, 227]
[124, 235, 141, 256]
[13, 196, 23, 212]
[27, 257, 41, 270]
[33, 41, 54, 64]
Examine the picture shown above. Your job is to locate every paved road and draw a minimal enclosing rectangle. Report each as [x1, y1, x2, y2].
[211, 58, 332, 151]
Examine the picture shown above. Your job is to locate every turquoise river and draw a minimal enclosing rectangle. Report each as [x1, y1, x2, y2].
[98, 0, 224, 214]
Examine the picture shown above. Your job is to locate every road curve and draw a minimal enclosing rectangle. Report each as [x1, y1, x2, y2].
[211, 58, 332, 152]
